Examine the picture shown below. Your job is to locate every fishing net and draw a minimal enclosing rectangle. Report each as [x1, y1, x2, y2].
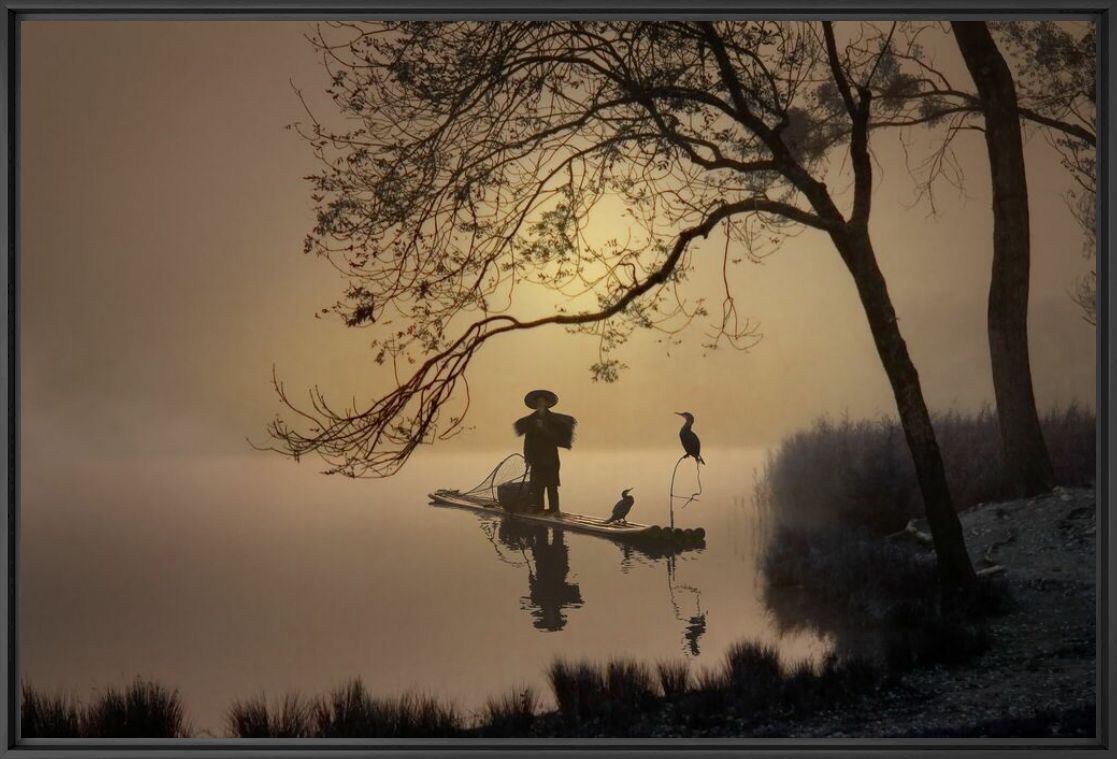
[460, 453, 533, 509]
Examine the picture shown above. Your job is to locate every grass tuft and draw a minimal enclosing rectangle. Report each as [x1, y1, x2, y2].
[723, 642, 783, 709]
[547, 659, 604, 723]
[655, 660, 690, 698]
[81, 679, 189, 738]
[479, 687, 538, 737]
[311, 679, 462, 738]
[21, 684, 80, 738]
[226, 693, 313, 738]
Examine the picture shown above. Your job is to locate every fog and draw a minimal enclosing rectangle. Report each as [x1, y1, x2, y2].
[19, 21, 1094, 463]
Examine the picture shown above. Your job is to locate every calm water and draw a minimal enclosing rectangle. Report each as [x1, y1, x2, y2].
[21, 446, 827, 735]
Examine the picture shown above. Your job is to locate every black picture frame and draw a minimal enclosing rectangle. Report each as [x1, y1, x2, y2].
[1, 1, 1112, 755]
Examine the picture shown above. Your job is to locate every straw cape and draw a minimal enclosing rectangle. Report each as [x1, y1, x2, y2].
[514, 410, 577, 450]
[516, 389, 576, 449]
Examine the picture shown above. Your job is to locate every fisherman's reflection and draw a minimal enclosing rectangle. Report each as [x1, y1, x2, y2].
[498, 521, 583, 631]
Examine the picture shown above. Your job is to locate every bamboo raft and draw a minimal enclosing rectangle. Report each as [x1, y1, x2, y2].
[429, 489, 706, 550]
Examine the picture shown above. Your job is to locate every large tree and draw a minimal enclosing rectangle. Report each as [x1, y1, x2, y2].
[995, 21, 1096, 326]
[858, 21, 1095, 494]
[269, 21, 977, 592]
[952, 21, 1055, 496]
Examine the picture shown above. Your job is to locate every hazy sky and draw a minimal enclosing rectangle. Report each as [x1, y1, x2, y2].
[20, 20, 1096, 462]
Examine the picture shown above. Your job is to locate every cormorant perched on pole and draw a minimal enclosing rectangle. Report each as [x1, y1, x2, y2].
[675, 412, 705, 465]
[605, 488, 635, 524]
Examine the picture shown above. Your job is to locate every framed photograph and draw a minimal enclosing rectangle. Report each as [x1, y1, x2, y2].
[2, 1, 1112, 755]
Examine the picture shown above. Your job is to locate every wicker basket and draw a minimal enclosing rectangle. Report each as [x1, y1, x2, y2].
[497, 480, 535, 511]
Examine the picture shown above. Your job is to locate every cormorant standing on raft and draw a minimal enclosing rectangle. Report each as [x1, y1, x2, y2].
[675, 412, 705, 465]
[605, 488, 635, 525]
[514, 389, 576, 513]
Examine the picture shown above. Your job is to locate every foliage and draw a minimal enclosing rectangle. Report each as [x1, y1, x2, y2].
[867, 21, 1096, 321]
[267, 20, 920, 476]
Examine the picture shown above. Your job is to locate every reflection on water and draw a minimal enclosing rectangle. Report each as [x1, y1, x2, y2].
[666, 556, 708, 657]
[493, 520, 583, 632]
[761, 577, 885, 665]
[473, 513, 707, 653]
[22, 447, 830, 734]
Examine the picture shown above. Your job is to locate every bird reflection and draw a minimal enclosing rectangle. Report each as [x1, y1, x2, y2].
[667, 554, 707, 657]
[473, 517, 705, 647]
[616, 543, 708, 656]
[496, 520, 583, 632]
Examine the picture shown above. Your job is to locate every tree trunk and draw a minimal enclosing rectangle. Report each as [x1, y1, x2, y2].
[952, 21, 1055, 497]
[837, 227, 978, 595]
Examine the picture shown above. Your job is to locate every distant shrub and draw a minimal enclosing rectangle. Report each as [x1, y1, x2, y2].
[755, 404, 1096, 534]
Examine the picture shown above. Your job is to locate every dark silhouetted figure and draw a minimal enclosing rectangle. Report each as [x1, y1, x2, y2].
[605, 488, 635, 524]
[675, 412, 705, 465]
[514, 389, 576, 513]
[525, 526, 583, 631]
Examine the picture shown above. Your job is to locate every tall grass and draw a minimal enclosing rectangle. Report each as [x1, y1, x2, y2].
[546, 658, 659, 733]
[226, 693, 313, 738]
[655, 660, 690, 698]
[478, 688, 538, 737]
[547, 660, 604, 723]
[227, 679, 463, 738]
[604, 660, 658, 714]
[665, 642, 885, 730]
[21, 684, 80, 738]
[723, 642, 782, 708]
[26, 637, 991, 740]
[755, 404, 1096, 534]
[311, 679, 462, 738]
[80, 679, 189, 738]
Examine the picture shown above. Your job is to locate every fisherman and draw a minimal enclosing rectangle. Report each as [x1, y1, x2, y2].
[514, 389, 576, 514]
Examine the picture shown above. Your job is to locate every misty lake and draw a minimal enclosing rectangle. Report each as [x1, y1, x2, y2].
[21, 446, 829, 735]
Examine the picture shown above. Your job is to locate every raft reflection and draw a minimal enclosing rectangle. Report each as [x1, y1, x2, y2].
[476, 516, 707, 653]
